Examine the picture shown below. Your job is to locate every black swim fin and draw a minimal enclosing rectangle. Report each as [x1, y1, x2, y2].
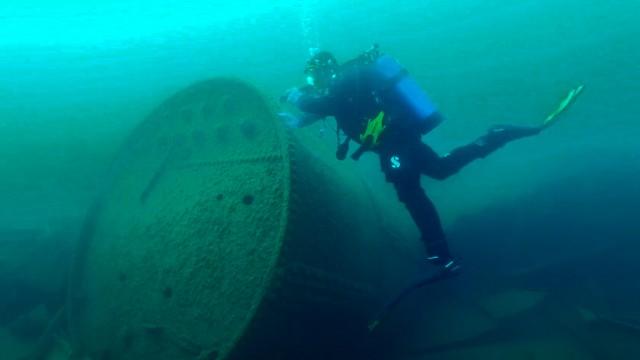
[368, 268, 460, 332]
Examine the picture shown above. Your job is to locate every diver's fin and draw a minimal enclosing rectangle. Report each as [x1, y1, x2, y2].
[368, 269, 459, 332]
[542, 85, 584, 129]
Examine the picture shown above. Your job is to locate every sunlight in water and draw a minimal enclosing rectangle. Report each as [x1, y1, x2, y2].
[0, 0, 285, 46]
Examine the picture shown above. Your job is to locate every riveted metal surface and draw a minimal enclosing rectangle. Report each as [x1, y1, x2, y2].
[69, 78, 412, 360]
[69, 79, 290, 359]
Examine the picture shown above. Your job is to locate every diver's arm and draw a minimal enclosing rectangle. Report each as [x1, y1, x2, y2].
[296, 93, 336, 117]
[297, 112, 325, 127]
[277, 111, 324, 128]
[281, 86, 336, 118]
[279, 86, 335, 128]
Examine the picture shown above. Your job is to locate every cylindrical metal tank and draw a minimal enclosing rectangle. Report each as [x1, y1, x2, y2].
[68, 78, 413, 360]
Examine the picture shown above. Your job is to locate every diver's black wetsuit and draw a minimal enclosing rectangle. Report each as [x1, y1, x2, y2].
[374, 128, 502, 260]
[292, 58, 537, 262]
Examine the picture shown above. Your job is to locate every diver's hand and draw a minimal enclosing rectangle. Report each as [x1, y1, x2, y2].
[280, 87, 303, 106]
[277, 112, 302, 128]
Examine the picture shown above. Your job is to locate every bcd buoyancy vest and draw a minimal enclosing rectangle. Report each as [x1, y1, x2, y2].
[333, 52, 442, 160]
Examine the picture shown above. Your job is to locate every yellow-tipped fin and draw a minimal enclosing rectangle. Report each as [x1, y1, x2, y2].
[543, 85, 584, 128]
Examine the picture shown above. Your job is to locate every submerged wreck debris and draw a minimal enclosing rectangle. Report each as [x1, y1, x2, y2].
[480, 289, 547, 320]
[578, 307, 640, 334]
[67, 78, 412, 360]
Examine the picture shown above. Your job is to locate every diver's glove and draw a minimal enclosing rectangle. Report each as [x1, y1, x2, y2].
[277, 112, 303, 128]
[280, 87, 304, 106]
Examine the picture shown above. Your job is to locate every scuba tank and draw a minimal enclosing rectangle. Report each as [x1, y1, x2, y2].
[365, 52, 442, 135]
[337, 45, 442, 138]
[326, 45, 444, 160]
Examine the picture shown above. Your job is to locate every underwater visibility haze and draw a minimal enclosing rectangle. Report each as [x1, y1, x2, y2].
[0, 1, 639, 359]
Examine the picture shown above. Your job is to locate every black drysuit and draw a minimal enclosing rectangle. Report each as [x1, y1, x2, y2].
[292, 63, 518, 260]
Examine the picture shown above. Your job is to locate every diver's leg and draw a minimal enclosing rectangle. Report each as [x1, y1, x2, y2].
[380, 149, 457, 269]
[395, 179, 453, 263]
[419, 124, 542, 180]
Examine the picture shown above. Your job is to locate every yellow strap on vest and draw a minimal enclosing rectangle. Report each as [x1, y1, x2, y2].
[360, 111, 386, 146]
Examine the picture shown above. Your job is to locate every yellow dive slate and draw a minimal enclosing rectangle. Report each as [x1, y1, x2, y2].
[360, 111, 386, 145]
[543, 85, 584, 128]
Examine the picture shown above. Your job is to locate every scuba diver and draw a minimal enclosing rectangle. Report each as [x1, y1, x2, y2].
[279, 45, 579, 273]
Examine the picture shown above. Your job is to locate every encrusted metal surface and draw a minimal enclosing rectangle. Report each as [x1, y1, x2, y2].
[69, 78, 410, 360]
[70, 78, 290, 359]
